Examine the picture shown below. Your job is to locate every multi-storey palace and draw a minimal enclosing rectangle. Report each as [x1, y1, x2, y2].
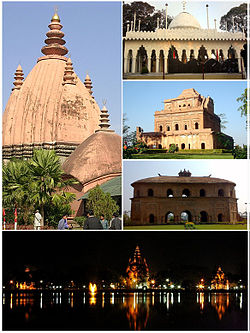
[136, 88, 233, 150]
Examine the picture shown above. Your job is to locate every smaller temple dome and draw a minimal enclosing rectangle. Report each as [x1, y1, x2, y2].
[169, 12, 201, 30]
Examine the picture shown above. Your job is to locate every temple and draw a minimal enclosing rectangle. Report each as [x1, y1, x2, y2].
[136, 89, 234, 150]
[126, 246, 149, 289]
[123, 2, 246, 77]
[211, 267, 229, 290]
[2, 11, 121, 216]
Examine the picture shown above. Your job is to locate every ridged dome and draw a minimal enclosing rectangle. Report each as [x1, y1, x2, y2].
[169, 12, 201, 30]
[62, 131, 121, 185]
[3, 13, 100, 150]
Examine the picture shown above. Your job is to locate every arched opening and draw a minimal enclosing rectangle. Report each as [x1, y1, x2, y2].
[159, 125, 163, 132]
[201, 143, 205, 149]
[167, 126, 170, 131]
[158, 144, 162, 149]
[181, 143, 185, 150]
[188, 144, 191, 149]
[175, 124, 179, 131]
[151, 50, 156, 72]
[190, 49, 195, 60]
[218, 213, 223, 222]
[200, 211, 208, 222]
[181, 49, 187, 64]
[182, 189, 190, 197]
[219, 49, 224, 62]
[195, 122, 199, 129]
[167, 189, 173, 197]
[198, 45, 208, 62]
[148, 188, 154, 197]
[128, 50, 133, 72]
[184, 124, 187, 130]
[165, 212, 174, 223]
[168, 45, 178, 60]
[159, 50, 164, 72]
[228, 46, 236, 59]
[218, 189, 224, 197]
[181, 210, 192, 222]
[136, 45, 148, 73]
[211, 49, 216, 59]
[149, 214, 155, 223]
[200, 189, 206, 197]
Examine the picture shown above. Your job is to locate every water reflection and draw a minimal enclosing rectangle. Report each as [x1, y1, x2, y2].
[211, 293, 230, 320]
[3, 291, 246, 330]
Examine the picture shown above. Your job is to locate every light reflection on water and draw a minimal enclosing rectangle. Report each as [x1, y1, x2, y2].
[4, 291, 246, 330]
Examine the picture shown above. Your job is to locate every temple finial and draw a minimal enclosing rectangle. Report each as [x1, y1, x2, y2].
[84, 72, 94, 97]
[41, 11, 68, 57]
[63, 58, 76, 85]
[12, 64, 24, 91]
[95, 101, 114, 133]
[182, 0, 187, 11]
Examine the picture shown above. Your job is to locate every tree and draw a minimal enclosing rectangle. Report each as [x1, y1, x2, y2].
[123, 2, 173, 36]
[28, 149, 77, 225]
[220, 3, 247, 35]
[123, 113, 137, 146]
[217, 113, 228, 130]
[237, 88, 247, 117]
[86, 185, 119, 221]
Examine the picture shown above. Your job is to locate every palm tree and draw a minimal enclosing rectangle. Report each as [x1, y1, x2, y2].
[2, 159, 33, 223]
[28, 149, 77, 225]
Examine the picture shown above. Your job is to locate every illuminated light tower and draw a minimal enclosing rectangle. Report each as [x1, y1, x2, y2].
[126, 245, 149, 289]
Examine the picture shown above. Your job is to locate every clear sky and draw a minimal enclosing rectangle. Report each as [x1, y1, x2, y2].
[123, 160, 248, 213]
[126, 1, 246, 31]
[2, 1, 121, 134]
[124, 81, 247, 146]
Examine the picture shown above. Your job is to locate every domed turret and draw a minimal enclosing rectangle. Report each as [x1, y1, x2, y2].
[169, 12, 201, 30]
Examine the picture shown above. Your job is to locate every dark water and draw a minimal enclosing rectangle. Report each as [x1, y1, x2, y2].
[2, 291, 247, 330]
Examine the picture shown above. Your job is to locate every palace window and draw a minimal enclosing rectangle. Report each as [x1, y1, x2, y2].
[182, 189, 190, 197]
[167, 189, 173, 197]
[148, 189, 154, 197]
[218, 189, 224, 197]
[195, 122, 199, 129]
[184, 124, 187, 130]
[175, 124, 179, 131]
[167, 126, 170, 131]
[149, 214, 155, 223]
[200, 189, 206, 197]
[159, 125, 163, 132]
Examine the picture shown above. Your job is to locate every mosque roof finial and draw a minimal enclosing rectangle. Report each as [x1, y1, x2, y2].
[63, 57, 76, 85]
[182, 0, 187, 12]
[95, 101, 114, 133]
[12, 64, 24, 91]
[41, 10, 68, 57]
[84, 72, 94, 97]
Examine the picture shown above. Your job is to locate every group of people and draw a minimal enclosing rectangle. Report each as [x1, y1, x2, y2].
[34, 209, 122, 230]
[83, 211, 122, 230]
[57, 211, 122, 230]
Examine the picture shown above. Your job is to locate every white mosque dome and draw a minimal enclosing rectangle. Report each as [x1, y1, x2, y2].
[169, 12, 201, 30]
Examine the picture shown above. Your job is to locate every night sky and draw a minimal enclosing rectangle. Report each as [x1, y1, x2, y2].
[3, 231, 248, 282]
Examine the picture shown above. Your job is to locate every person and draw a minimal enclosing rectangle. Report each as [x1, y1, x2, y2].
[34, 210, 42, 230]
[109, 212, 122, 230]
[100, 214, 109, 230]
[58, 215, 69, 230]
[83, 210, 103, 230]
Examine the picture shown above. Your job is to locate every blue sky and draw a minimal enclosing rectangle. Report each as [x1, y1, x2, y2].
[123, 160, 248, 213]
[124, 81, 247, 146]
[125, 1, 246, 31]
[2, 1, 121, 134]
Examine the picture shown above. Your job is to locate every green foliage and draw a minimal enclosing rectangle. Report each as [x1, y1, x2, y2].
[237, 88, 247, 117]
[233, 145, 247, 159]
[2, 149, 77, 226]
[73, 216, 87, 227]
[123, 1, 173, 36]
[168, 144, 177, 153]
[86, 185, 119, 221]
[123, 140, 148, 159]
[220, 3, 247, 35]
[185, 222, 196, 230]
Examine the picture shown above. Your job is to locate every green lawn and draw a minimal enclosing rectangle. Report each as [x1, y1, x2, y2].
[131, 153, 233, 159]
[124, 224, 247, 230]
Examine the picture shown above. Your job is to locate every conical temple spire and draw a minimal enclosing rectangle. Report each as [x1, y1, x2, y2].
[12, 64, 24, 90]
[95, 102, 114, 133]
[63, 58, 76, 85]
[41, 11, 68, 57]
[84, 73, 94, 97]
